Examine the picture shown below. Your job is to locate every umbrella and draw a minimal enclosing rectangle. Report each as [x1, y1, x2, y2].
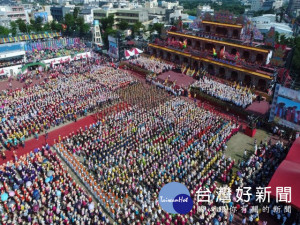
[131, 48, 143, 55]
[56, 190, 61, 197]
[9, 191, 15, 197]
[33, 190, 40, 200]
[124, 50, 134, 59]
[54, 175, 60, 181]
[45, 177, 50, 183]
[88, 202, 94, 211]
[213, 218, 220, 225]
[1, 193, 8, 201]
[13, 184, 19, 190]
[33, 204, 39, 212]
[26, 181, 32, 187]
[49, 176, 53, 182]
[8, 200, 16, 212]
[8, 200, 15, 207]
[47, 170, 54, 177]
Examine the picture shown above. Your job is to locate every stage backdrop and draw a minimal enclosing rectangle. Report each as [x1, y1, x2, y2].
[269, 84, 300, 131]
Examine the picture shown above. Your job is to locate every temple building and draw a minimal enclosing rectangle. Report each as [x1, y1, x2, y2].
[148, 12, 291, 91]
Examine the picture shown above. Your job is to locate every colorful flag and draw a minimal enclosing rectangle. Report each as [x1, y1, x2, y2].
[213, 48, 217, 57]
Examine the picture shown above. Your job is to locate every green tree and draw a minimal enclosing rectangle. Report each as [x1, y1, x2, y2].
[132, 21, 144, 35]
[101, 15, 114, 31]
[292, 37, 300, 73]
[149, 23, 164, 35]
[73, 7, 80, 19]
[64, 13, 75, 34]
[50, 20, 62, 32]
[10, 21, 17, 36]
[76, 16, 90, 37]
[185, 9, 197, 16]
[43, 22, 51, 32]
[211, 2, 246, 15]
[0, 25, 10, 36]
[276, 36, 300, 75]
[31, 16, 43, 32]
[118, 21, 129, 30]
[16, 18, 28, 33]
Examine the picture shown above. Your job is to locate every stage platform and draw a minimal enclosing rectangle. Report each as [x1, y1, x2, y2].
[157, 71, 195, 89]
[246, 100, 270, 116]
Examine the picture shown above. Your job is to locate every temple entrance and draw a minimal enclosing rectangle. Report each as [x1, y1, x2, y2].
[205, 43, 215, 51]
[219, 67, 225, 78]
[195, 41, 201, 50]
[166, 52, 171, 61]
[208, 64, 214, 75]
[159, 50, 163, 58]
[244, 75, 252, 86]
[233, 29, 239, 38]
[243, 51, 250, 61]
[200, 62, 204, 69]
[256, 54, 264, 64]
[231, 48, 237, 55]
[187, 39, 192, 46]
[183, 57, 189, 64]
[231, 71, 238, 81]
[193, 61, 198, 70]
[152, 49, 156, 56]
[205, 26, 211, 32]
[174, 55, 180, 64]
[258, 79, 266, 90]
[216, 27, 228, 36]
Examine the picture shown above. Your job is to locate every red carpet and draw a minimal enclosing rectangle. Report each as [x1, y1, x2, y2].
[158, 71, 195, 88]
[0, 77, 45, 92]
[0, 114, 97, 164]
[0, 102, 127, 165]
[246, 100, 270, 115]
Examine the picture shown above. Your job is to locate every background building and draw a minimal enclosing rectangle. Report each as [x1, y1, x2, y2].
[0, 5, 28, 22]
[252, 14, 293, 37]
[251, 0, 264, 11]
[287, 0, 300, 17]
[93, 8, 149, 26]
[50, 2, 75, 21]
[197, 5, 214, 17]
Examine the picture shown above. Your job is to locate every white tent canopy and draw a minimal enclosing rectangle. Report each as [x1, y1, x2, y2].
[125, 49, 134, 59]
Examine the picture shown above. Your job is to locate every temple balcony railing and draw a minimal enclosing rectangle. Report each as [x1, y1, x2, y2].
[150, 42, 276, 77]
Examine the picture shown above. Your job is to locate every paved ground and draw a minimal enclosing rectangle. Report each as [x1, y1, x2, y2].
[226, 129, 271, 163]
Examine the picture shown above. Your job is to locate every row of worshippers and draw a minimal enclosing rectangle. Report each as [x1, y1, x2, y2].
[0, 147, 112, 225]
[129, 56, 174, 75]
[54, 92, 241, 225]
[192, 76, 255, 108]
[0, 60, 136, 152]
